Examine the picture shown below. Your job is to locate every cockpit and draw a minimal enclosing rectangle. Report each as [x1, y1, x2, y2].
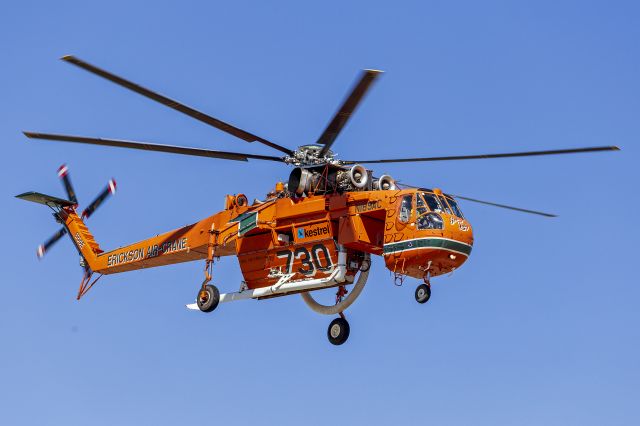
[398, 189, 465, 231]
[417, 191, 463, 230]
[419, 191, 463, 217]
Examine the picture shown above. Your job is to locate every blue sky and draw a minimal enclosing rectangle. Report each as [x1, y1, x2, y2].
[1, 1, 638, 424]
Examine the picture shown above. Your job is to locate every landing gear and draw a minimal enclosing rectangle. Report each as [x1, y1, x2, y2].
[327, 316, 350, 345]
[197, 284, 220, 313]
[415, 283, 431, 304]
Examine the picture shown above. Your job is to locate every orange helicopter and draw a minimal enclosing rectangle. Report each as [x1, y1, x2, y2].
[17, 56, 619, 345]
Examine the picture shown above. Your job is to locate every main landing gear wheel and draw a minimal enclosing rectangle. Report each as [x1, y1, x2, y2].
[415, 283, 431, 304]
[197, 284, 220, 313]
[327, 317, 350, 346]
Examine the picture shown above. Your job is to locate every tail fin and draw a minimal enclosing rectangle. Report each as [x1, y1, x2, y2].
[17, 166, 117, 300]
[16, 191, 103, 269]
[61, 209, 102, 270]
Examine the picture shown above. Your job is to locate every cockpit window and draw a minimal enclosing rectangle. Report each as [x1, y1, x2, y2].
[416, 193, 428, 216]
[421, 192, 443, 213]
[419, 192, 464, 218]
[399, 194, 413, 223]
[437, 196, 453, 215]
[445, 196, 464, 218]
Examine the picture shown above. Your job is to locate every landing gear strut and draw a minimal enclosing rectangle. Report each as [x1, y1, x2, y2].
[327, 315, 350, 345]
[197, 224, 220, 313]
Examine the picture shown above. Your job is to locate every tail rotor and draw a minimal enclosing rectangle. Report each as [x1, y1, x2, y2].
[36, 164, 116, 259]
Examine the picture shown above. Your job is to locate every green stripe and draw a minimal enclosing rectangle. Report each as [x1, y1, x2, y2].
[383, 238, 472, 256]
[230, 211, 254, 223]
[238, 212, 258, 236]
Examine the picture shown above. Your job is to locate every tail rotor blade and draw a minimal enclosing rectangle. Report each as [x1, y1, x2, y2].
[57, 164, 78, 205]
[82, 179, 116, 219]
[37, 227, 67, 259]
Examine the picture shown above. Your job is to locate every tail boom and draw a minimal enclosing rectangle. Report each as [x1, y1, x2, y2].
[62, 209, 238, 275]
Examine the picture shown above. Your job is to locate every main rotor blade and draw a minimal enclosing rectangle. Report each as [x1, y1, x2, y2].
[343, 146, 620, 164]
[61, 55, 293, 156]
[57, 164, 78, 205]
[397, 182, 557, 217]
[82, 179, 117, 219]
[37, 227, 67, 259]
[451, 194, 557, 217]
[23, 132, 285, 162]
[317, 69, 383, 157]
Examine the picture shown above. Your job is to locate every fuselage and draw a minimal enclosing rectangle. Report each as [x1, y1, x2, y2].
[62, 184, 473, 288]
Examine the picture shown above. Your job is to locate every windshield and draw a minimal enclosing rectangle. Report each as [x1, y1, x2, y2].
[437, 196, 453, 215]
[419, 192, 464, 218]
[421, 192, 444, 213]
[416, 193, 428, 216]
[445, 196, 464, 218]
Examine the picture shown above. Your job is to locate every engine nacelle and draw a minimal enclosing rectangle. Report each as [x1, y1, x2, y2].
[348, 164, 368, 188]
[287, 164, 373, 196]
[374, 174, 397, 190]
[287, 167, 315, 196]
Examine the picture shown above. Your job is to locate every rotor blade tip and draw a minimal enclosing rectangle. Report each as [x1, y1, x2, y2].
[57, 164, 69, 177]
[108, 179, 117, 194]
[60, 55, 75, 61]
[23, 131, 36, 138]
[37, 245, 45, 259]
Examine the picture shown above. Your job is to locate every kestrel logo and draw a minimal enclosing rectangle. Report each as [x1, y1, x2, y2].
[297, 224, 330, 240]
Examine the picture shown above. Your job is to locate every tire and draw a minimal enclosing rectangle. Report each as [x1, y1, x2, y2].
[327, 317, 350, 345]
[197, 284, 220, 313]
[415, 283, 431, 304]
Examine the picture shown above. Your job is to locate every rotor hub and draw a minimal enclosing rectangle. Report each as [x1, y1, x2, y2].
[284, 144, 341, 167]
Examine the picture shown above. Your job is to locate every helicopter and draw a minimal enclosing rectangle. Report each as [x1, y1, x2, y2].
[17, 56, 619, 345]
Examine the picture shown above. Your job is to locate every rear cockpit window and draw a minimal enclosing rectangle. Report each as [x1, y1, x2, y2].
[399, 194, 413, 223]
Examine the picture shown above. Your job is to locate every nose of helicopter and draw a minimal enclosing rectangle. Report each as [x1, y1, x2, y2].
[437, 217, 474, 273]
[422, 216, 473, 277]
[383, 214, 473, 279]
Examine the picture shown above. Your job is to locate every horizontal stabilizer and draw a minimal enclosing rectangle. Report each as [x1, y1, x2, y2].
[15, 191, 75, 208]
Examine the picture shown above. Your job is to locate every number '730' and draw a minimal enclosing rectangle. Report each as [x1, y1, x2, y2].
[276, 244, 333, 276]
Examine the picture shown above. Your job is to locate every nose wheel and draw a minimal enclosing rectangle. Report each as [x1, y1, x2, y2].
[327, 316, 350, 345]
[415, 283, 431, 304]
